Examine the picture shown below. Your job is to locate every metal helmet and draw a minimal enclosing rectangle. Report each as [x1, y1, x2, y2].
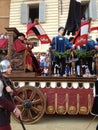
[0, 60, 11, 73]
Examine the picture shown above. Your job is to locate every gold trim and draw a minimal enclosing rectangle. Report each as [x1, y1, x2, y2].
[55, 93, 57, 113]
[57, 106, 65, 114]
[47, 106, 54, 114]
[66, 93, 68, 113]
[88, 94, 91, 113]
[77, 94, 79, 114]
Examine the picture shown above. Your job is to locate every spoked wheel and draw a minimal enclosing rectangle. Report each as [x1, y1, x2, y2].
[13, 86, 46, 124]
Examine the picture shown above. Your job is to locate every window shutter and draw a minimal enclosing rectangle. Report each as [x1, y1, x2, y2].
[85, 7, 89, 19]
[89, 0, 97, 20]
[39, 2, 45, 23]
[21, 4, 29, 24]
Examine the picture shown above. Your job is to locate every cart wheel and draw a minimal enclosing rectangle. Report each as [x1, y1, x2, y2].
[13, 86, 46, 124]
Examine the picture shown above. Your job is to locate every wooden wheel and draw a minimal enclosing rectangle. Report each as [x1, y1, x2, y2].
[13, 86, 46, 124]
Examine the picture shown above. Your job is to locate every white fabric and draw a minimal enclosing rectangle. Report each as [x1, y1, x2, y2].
[77, 65, 80, 75]
[93, 85, 95, 97]
[0, 80, 4, 97]
[81, 24, 89, 35]
[76, 0, 81, 3]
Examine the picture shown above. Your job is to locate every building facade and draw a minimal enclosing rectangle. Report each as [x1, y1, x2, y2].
[0, 0, 10, 33]
[0, 0, 98, 52]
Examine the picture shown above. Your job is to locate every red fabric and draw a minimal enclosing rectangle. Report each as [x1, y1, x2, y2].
[56, 88, 66, 106]
[26, 23, 38, 35]
[0, 124, 11, 130]
[37, 34, 51, 44]
[13, 39, 33, 71]
[74, 20, 90, 41]
[40, 88, 55, 107]
[0, 39, 8, 48]
[39, 87, 94, 114]
[13, 39, 26, 52]
[25, 53, 33, 70]
[26, 23, 51, 44]
[0, 97, 15, 112]
[81, 20, 90, 26]
[74, 34, 88, 47]
[27, 45, 34, 56]
[90, 27, 98, 32]
[67, 88, 78, 113]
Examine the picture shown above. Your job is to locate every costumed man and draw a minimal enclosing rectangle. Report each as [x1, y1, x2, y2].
[94, 38, 98, 74]
[66, 37, 78, 76]
[85, 38, 96, 76]
[0, 59, 21, 130]
[76, 43, 88, 77]
[75, 38, 96, 77]
[13, 33, 41, 75]
[51, 27, 73, 76]
[91, 80, 98, 130]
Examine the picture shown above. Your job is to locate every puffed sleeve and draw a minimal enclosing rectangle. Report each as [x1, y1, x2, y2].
[13, 39, 26, 52]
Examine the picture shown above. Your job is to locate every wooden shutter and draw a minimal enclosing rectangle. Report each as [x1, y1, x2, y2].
[21, 4, 29, 24]
[89, 0, 98, 20]
[39, 2, 45, 23]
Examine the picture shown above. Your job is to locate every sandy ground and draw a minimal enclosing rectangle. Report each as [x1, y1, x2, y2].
[11, 114, 98, 130]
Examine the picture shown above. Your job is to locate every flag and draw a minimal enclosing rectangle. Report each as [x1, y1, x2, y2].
[90, 27, 98, 32]
[74, 19, 90, 46]
[74, 34, 88, 47]
[26, 23, 51, 44]
[64, 0, 81, 35]
[80, 20, 90, 35]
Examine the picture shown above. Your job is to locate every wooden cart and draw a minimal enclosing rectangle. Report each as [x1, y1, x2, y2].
[0, 27, 96, 124]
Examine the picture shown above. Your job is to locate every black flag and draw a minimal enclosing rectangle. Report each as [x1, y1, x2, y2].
[64, 0, 81, 35]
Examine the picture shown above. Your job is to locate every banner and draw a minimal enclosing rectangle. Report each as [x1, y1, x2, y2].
[64, 0, 81, 35]
[75, 34, 88, 46]
[26, 23, 51, 44]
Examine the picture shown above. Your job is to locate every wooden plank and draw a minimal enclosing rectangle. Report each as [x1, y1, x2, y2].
[10, 72, 96, 82]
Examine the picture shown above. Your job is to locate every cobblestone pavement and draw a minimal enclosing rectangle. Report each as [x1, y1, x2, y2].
[11, 114, 98, 130]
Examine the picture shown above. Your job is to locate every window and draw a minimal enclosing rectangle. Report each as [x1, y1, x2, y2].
[29, 4, 39, 23]
[81, 0, 98, 20]
[21, 2, 45, 24]
[81, 2, 89, 19]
